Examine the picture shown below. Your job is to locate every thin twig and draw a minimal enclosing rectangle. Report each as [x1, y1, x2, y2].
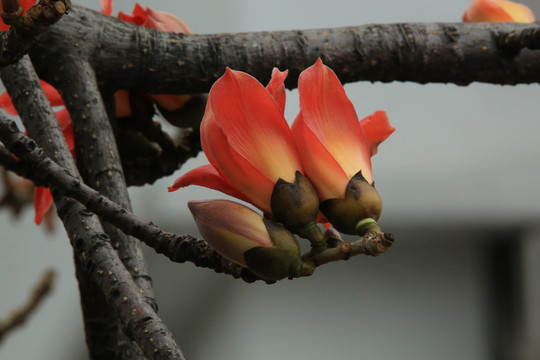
[0, 130, 395, 281]
[0, 269, 56, 344]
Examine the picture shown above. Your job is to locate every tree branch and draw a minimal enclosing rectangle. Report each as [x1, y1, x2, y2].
[0, 55, 143, 359]
[0, 57, 184, 359]
[0, 269, 55, 344]
[28, 6, 540, 97]
[0, 0, 71, 67]
[56, 56, 158, 311]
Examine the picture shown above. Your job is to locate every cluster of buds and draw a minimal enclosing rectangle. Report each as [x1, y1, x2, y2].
[170, 59, 395, 281]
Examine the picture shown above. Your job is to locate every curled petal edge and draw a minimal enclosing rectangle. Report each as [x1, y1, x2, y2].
[360, 110, 395, 157]
[168, 164, 250, 203]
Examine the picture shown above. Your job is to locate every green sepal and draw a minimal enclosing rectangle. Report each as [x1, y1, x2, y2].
[262, 218, 301, 253]
[244, 246, 303, 281]
[271, 171, 320, 233]
[319, 171, 382, 235]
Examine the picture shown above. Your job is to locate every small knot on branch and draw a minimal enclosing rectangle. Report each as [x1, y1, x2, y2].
[1, 0, 23, 24]
[498, 26, 540, 57]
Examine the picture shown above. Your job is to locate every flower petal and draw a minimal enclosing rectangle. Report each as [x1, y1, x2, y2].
[296, 58, 372, 182]
[41, 81, 65, 107]
[463, 0, 535, 23]
[55, 108, 75, 157]
[149, 94, 192, 112]
[205, 68, 302, 186]
[34, 186, 53, 225]
[265, 68, 288, 114]
[114, 90, 132, 118]
[118, 4, 191, 33]
[202, 115, 278, 213]
[291, 113, 350, 200]
[168, 164, 249, 203]
[100, 0, 113, 16]
[360, 110, 395, 156]
[144, 7, 191, 33]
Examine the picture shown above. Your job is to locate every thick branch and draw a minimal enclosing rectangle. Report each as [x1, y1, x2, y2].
[0, 56, 143, 359]
[28, 6, 540, 95]
[0, 58, 183, 360]
[57, 57, 158, 314]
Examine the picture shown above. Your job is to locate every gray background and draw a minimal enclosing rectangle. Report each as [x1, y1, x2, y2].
[1, 0, 539, 359]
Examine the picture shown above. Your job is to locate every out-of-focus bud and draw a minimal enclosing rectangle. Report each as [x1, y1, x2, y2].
[319, 171, 382, 236]
[270, 171, 323, 244]
[462, 0, 535, 23]
[188, 199, 313, 281]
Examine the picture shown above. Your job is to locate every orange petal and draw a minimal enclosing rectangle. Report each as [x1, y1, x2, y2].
[100, 0, 113, 16]
[144, 7, 192, 33]
[205, 68, 302, 186]
[265, 68, 288, 114]
[296, 58, 373, 183]
[360, 110, 395, 157]
[118, 4, 191, 33]
[149, 94, 192, 112]
[118, 4, 146, 25]
[114, 90, 132, 118]
[40, 81, 65, 107]
[202, 115, 278, 214]
[292, 113, 350, 200]
[168, 164, 249, 203]
[34, 186, 54, 225]
[463, 0, 535, 23]
[55, 109, 75, 157]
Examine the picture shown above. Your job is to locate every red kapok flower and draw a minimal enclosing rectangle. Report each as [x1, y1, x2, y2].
[291, 59, 394, 235]
[0, 0, 35, 31]
[170, 68, 304, 216]
[462, 0, 535, 22]
[292, 59, 394, 200]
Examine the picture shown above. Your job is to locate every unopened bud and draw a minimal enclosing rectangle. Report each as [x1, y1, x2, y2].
[319, 171, 382, 236]
[188, 199, 309, 281]
[271, 171, 323, 244]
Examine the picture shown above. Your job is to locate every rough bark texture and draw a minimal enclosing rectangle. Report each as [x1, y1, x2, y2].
[0, 57, 131, 359]
[28, 6, 540, 96]
[0, 58, 184, 360]
[2, 3, 540, 359]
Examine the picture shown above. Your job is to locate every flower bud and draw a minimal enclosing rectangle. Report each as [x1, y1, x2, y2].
[188, 199, 311, 281]
[319, 171, 382, 236]
[270, 171, 323, 244]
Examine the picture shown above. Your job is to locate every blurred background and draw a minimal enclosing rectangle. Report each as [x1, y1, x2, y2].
[1, 0, 539, 359]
